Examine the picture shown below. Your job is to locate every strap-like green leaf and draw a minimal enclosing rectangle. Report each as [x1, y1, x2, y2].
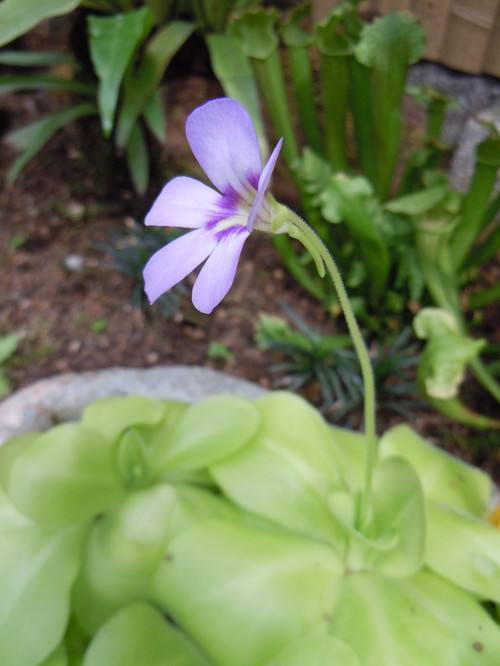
[0, 333, 19, 364]
[206, 33, 268, 157]
[116, 21, 195, 148]
[142, 89, 167, 143]
[0, 0, 80, 47]
[0, 74, 94, 96]
[5, 103, 97, 184]
[126, 122, 150, 195]
[0, 50, 74, 67]
[88, 7, 153, 136]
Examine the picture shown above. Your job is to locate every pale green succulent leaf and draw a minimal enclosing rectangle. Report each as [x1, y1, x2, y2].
[7, 423, 123, 529]
[82, 602, 209, 666]
[426, 502, 500, 602]
[0, 488, 85, 666]
[267, 633, 360, 666]
[330, 570, 500, 665]
[211, 392, 346, 544]
[154, 519, 343, 666]
[380, 424, 492, 516]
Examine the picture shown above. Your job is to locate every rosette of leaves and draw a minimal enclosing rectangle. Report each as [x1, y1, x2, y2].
[1, 391, 499, 665]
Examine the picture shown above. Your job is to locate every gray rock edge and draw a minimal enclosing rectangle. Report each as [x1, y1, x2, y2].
[0, 366, 265, 445]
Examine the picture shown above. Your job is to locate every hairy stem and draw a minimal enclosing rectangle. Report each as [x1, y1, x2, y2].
[285, 209, 378, 526]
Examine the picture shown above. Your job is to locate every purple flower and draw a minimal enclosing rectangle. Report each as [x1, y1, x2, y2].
[143, 98, 282, 314]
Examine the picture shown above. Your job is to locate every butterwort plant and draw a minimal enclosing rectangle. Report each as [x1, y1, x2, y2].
[144, 97, 377, 525]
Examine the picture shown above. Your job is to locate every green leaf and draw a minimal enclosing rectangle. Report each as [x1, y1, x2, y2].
[6, 103, 97, 184]
[73, 484, 238, 634]
[380, 424, 492, 516]
[0, 432, 39, 489]
[330, 570, 500, 665]
[320, 174, 390, 300]
[0, 0, 80, 48]
[206, 33, 268, 157]
[88, 8, 153, 136]
[355, 11, 424, 69]
[82, 602, 210, 666]
[144, 0, 177, 25]
[0, 50, 74, 67]
[354, 12, 425, 199]
[142, 89, 166, 144]
[414, 308, 485, 399]
[280, 3, 313, 48]
[349, 456, 425, 577]
[7, 422, 123, 528]
[267, 634, 360, 666]
[0, 333, 19, 363]
[0, 372, 11, 398]
[154, 519, 343, 666]
[126, 122, 150, 195]
[229, 8, 279, 60]
[152, 395, 260, 474]
[116, 21, 195, 148]
[0, 488, 84, 666]
[40, 643, 68, 666]
[385, 185, 448, 216]
[425, 502, 500, 603]
[0, 74, 94, 96]
[81, 395, 169, 441]
[211, 392, 346, 545]
[207, 341, 234, 362]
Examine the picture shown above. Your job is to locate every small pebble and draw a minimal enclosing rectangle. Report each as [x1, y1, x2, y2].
[64, 254, 85, 272]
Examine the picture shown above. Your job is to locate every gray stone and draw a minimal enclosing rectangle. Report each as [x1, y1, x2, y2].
[409, 62, 500, 145]
[449, 106, 500, 192]
[0, 366, 265, 445]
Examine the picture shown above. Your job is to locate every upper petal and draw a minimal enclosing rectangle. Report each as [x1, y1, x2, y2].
[186, 98, 262, 196]
[145, 176, 229, 229]
[192, 227, 250, 315]
[143, 227, 218, 304]
[247, 138, 283, 231]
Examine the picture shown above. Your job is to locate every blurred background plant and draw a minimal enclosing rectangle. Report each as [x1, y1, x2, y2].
[256, 304, 420, 424]
[0, 0, 259, 193]
[223, 0, 499, 427]
[1, 0, 498, 430]
[0, 333, 21, 397]
[95, 217, 188, 317]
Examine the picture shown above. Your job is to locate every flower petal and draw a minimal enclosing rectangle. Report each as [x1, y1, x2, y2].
[192, 227, 250, 314]
[186, 98, 262, 196]
[145, 176, 229, 229]
[143, 228, 218, 304]
[247, 138, 283, 231]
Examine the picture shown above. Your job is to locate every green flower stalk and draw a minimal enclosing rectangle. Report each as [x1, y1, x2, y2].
[143, 97, 378, 527]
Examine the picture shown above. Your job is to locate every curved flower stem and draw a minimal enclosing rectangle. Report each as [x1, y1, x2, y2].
[284, 209, 378, 527]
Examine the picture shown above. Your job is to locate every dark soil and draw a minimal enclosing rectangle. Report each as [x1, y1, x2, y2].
[1, 18, 499, 484]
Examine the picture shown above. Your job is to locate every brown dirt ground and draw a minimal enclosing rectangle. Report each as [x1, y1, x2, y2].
[0, 16, 499, 482]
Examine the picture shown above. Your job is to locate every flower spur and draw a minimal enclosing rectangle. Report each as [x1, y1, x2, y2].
[143, 98, 283, 314]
